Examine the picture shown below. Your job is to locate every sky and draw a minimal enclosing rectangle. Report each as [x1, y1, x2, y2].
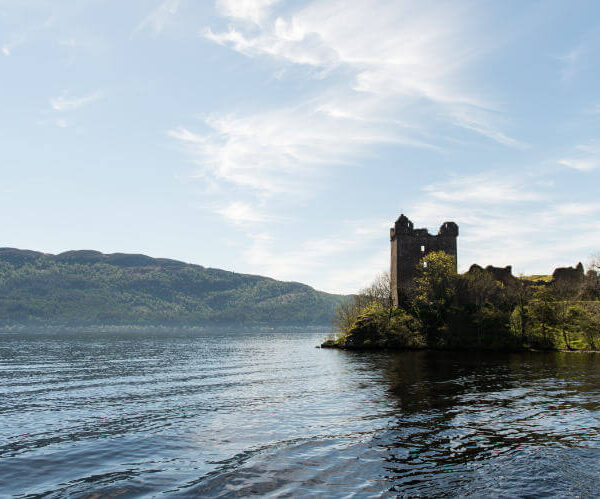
[1, 0, 600, 294]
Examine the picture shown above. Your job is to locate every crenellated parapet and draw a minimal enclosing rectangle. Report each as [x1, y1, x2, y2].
[389, 213, 588, 307]
[467, 264, 517, 285]
[552, 263, 584, 283]
[438, 222, 459, 237]
[390, 214, 458, 306]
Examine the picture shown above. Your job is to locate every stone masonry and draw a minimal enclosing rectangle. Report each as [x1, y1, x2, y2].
[390, 214, 458, 306]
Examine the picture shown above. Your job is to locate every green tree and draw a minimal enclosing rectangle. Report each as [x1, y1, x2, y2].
[529, 286, 557, 349]
[583, 255, 600, 299]
[507, 277, 533, 345]
[332, 272, 391, 336]
[410, 251, 457, 345]
[550, 280, 580, 350]
[576, 303, 600, 350]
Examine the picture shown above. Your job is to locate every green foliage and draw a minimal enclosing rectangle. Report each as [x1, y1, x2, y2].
[329, 251, 600, 352]
[411, 251, 458, 345]
[331, 272, 391, 338]
[338, 302, 425, 349]
[412, 251, 457, 310]
[520, 275, 553, 282]
[575, 303, 600, 349]
[0, 250, 346, 326]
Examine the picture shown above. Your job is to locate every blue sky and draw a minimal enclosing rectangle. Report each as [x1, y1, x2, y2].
[1, 0, 599, 293]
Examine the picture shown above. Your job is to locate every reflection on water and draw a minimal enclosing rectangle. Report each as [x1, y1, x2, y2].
[379, 352, 600, 496]
[1, 329, 599, 497]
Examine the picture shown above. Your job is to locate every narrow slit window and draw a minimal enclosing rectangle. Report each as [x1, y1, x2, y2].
[423, 261, 428, 268]
[421, 245, 425, 252]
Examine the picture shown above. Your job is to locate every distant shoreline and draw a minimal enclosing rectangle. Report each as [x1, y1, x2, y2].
[0, 247, 346, 326]
[0, 324, 332, 333]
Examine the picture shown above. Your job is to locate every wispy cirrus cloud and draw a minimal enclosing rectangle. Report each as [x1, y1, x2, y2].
[176, 0, 520, 198]
[204, 0, 490, 104]
[558, 142, 600, 172]
[558, 29, 600, 82]
[447, 107, 526, 149]
[134, 0, 180, 35]
[242, 218, 390, 292]
[163, 0, 527, 290]
[50, 90, 102, 111]
[413, 170, 600, 274]
[215, 201, 275, 225]
[585, 103, 600, 115]
[558, 43, 588, 81]
[424, 172, 542, 204]
[1, 32, 27, 56]
[168, 99, 430, 195]
[215, 0, 280, 25]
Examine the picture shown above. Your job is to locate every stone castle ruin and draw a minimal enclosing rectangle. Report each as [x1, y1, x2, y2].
[390, 214, 458, 306]
[552, 262, 585, 283]
[390, 214, 585, 305]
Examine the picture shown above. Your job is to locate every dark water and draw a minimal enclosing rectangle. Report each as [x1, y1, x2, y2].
[1, 329, 600, 497]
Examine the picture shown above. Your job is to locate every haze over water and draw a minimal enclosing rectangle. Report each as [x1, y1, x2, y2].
[1, 329, 600, 497]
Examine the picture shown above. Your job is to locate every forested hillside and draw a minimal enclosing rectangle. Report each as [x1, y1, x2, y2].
[0, 248, 346, 326]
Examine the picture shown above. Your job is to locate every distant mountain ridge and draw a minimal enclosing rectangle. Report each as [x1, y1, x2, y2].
[0, 248, 346, 326]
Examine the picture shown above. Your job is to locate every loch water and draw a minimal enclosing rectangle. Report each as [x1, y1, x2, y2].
[1, 328, 600, 497]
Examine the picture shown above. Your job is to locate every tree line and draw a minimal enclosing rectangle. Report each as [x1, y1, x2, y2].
[0, 255, 345, 326]
[327, 252, 600, 350]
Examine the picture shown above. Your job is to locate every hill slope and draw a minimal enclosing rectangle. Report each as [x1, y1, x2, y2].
[0, 248, 346, 326]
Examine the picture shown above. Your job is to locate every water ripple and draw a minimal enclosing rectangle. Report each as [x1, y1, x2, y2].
[1, 330, 599, 496]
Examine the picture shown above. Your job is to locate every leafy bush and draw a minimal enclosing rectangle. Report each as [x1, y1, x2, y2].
[329, 251, 600, 351]
[338, 303, 425, 349]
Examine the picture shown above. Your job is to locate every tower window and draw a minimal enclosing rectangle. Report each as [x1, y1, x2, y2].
[423, 261, 428, 268]
[421, 245, 425, 252]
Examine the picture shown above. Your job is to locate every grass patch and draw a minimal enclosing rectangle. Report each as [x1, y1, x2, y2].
[520, 275, 553, 282]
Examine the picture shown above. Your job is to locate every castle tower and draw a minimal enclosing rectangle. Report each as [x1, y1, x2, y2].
[390, 214, 458, 306]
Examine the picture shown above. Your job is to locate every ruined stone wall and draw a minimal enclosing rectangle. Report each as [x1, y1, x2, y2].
[467, 262, 585, 288]
[390, 214, 587, 307]
[390, 214, 458, 306]
[552, 263, 584, 284]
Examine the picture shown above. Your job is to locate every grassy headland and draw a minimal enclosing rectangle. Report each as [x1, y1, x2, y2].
[323, 252, 600, 351]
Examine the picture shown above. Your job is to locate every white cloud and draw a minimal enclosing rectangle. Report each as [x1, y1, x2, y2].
[558, 143, 600, 172]
[447, 107, 525, 149]
[175, 1, 522, 200]
[203, 0, 518, 147]
[171, 0, 526, 210]
[163, 0, 530, 292]
[241, 219, 390, 293]
[556, 202, 600, 216]
[558, 158, 599, 172]
[558, 44, 586, 81]
[0, 29, 28, 56]
[586, 104, 600, 115]
[135, 0, 180, 35]
[215, 201, 274, 224]
[558, 31, 600, 82]
[1, 35, 26, 56]
[412, 170, 600, 275]
[206, 0, 480, 101]
[168, 100, 428, 195]
[216, 0, 280, 25]
[50, 91, 102, 111]
[424, 173, 542, 204]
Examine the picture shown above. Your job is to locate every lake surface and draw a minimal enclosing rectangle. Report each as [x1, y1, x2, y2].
[1, 328, 600, 497]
